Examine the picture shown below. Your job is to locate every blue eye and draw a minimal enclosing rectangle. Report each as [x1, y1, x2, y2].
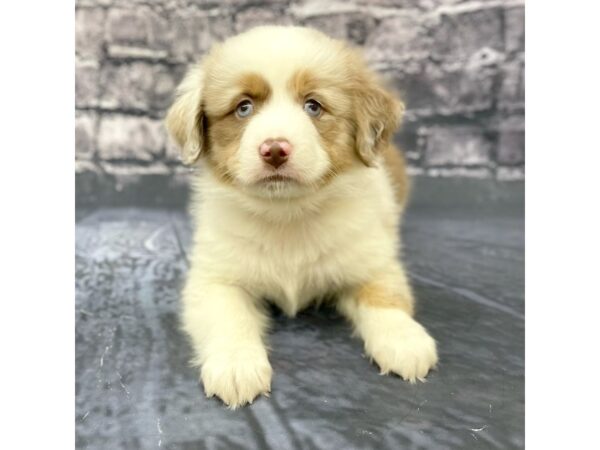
[304, 99, 322, 117]
[236, 100, 254, 118]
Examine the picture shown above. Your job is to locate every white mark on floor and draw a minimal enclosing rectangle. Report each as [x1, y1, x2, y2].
[81, 411, 90, 422]
[116, 371, 130, 397]
[100, 346, 111, 367]
[157, 418, 163, 448]
[470, 425, 488, 432]
[417, 399, 428, 412]
[489, 404, 493, 415]
[79, 309, 93, 316]
[144, 224, 169, 253]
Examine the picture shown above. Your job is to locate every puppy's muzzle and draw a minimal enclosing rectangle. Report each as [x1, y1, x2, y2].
[259, 139, 292, 169]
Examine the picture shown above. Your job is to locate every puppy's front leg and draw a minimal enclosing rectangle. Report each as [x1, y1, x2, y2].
[338, 264, 438, 382]
[182, 280, 271, 408]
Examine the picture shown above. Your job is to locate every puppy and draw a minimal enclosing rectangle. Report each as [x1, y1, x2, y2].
[165, 26, 438, 408]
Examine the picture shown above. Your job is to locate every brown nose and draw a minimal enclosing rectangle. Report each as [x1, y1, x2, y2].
[258, 139, 292, 169]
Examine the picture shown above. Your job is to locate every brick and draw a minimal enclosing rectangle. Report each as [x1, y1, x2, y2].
[406, 165, 425, 176]
[389, 60, 496, 115]
[424, 126, 492, 166]
[427, 167, 491, 178]
[466, 46, 505, 68]
[146, 7, 173, 53]
[431, 6, 504, 62]
[106, 8, 151, 46]
[100, 162, 171, 193]
[190, 0, 288, 5]
[75, 8, 106, 60]
[168, 10, 235, 61]
[110, 0, 166, 4]
[497, 166, 525, 180]
[75, 160, 101, 175]
[75, 161, 105, 207]
[364, 14, 430, 62]
[100, 162, 171, 177]
[75, 161, 103, 206]
[504, 5, 525, 54]
[76, 0, 111, 6]
[75, 60, 100, 108]
[97, 115, 166, 161]
[352, 0, 422, 7]
[106, 45, 169, 60]
[165, 134, 183, 163]
[234, 7, 293, 34]
[75, 112, 98, 161]
[99, 62, 184, 112]
[498, 56, 524, 110]
[290, 1, 359, 19]
[105, 6, 171, 53]
[394, 124, 426, 165]
[497, 116, 525, 165]
[497, 129, 524, 165]
[302, 13, 378, 44]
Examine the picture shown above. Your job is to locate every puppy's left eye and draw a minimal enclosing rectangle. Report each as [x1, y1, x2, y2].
[236, 99, 254, 118]
[303, 99, 322, 117]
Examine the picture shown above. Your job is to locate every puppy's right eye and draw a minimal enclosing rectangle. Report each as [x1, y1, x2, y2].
[235, 99, 254, 118]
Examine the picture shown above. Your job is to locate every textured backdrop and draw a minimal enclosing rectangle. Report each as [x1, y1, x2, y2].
[75, 0, 524, 205]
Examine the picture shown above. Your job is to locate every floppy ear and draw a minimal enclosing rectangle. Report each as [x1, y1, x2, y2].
[353, 73, 405, 167]
[165, 64, 205, 165]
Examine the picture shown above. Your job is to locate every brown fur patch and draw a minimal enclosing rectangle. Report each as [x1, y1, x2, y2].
[356, 278, 414, 316]
[289, 69, 353, 116]
[203, 72, 273, 184]
[290, 69, 320, 100]
[289, 69, 362, 182]
[317, 47, 404, 167]
[205, 113, 247, 185]
[290, 57, 406, 179]
[382, 144, 410, 207]
[313, 115, 361, 181]
[234, 73, 271, 107]
[203, 72, 272, 118]
[350, 80, 404, 166]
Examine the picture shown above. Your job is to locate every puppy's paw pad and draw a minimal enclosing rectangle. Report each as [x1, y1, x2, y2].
[201, 347, 272, 409]
[367, 321, 438, 383]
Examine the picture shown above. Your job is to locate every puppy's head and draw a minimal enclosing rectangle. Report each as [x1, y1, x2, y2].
[166, 26, 403, 198]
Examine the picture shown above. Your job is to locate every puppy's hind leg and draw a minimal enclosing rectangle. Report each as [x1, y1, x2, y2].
[337, 263, 438, 382]
[182, 278, 272, 408]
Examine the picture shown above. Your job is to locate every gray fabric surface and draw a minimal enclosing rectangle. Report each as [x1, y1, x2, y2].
[75, 178, 524, 449]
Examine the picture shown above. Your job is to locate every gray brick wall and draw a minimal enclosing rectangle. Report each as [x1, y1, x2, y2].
[75, 0, 525, 205]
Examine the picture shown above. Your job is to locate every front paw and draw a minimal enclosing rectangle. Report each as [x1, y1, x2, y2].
[365, 316, 438, 383]
[200, 346, 272, 409]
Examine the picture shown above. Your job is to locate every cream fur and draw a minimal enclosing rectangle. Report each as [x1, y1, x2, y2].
[167, 26, 438, 408]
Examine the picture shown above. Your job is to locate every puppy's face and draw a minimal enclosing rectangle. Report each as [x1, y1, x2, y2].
[166, 26, 403, 199]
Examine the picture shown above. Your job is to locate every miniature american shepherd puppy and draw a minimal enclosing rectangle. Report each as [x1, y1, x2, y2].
[165, 26, 438, 408]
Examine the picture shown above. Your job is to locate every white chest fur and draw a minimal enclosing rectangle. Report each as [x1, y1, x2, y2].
[187, 166, 401, 316]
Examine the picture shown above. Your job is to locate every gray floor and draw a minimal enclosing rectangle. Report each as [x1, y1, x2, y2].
[75, 178, 524, 449]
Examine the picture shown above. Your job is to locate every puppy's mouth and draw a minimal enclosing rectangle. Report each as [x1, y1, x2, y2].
[246, 170, 316, 199]
[258, 174, 298, 184]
